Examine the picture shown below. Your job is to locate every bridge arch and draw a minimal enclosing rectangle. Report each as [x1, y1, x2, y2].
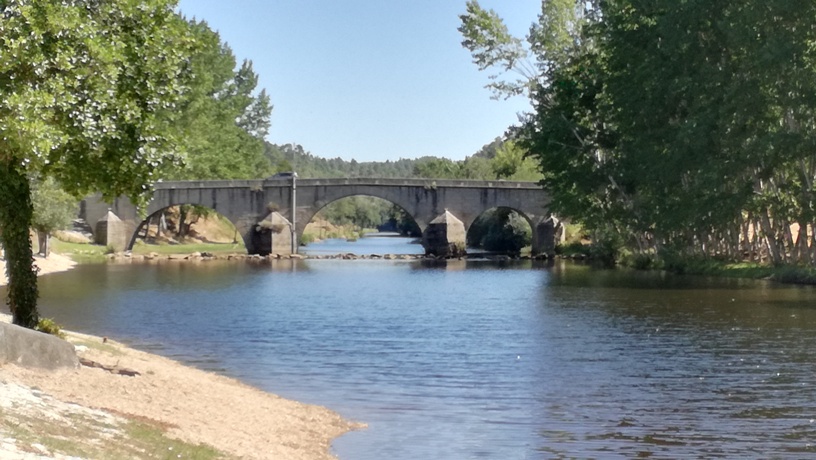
[127, 204, 248, 253]
[299, 193, 423, 243]
[292, 183, 440, 239]
[466, 206, 534, 254]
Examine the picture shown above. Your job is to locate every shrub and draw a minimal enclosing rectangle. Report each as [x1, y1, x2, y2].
[621, 251, 655, 270]
[36, 317, 66, 339]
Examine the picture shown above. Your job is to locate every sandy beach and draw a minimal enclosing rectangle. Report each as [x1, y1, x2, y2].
[0, 256, 362, 459]
[0, 253, 77, 287]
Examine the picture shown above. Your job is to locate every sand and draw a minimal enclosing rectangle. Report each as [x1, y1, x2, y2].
[0, 255, 362, 459]
[0, 253, 77, 287]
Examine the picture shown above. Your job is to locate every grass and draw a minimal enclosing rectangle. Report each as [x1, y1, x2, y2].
[50, 239, 109, 263]
[69, 338, 124, 356]
[557, 240, 816, 286]
[50, 237, 246, 263]
[1, 408, 232, 460]
[131, 240, 245, 255]
[615, 251, 816, 285]
[671, 259, 816, 284]
[123, 420, 227, 460]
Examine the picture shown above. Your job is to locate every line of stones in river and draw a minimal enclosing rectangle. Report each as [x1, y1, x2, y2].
[106, 252, 566, 262]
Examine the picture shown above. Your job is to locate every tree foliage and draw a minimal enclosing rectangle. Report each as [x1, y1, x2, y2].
[491, 141, 540, 180]
[31, 176, 77, 256]
[167, 20, 273, 181]
[462, 0, 816, 266]
[0, 0, 195, 327]
[458, 1, 537, 99]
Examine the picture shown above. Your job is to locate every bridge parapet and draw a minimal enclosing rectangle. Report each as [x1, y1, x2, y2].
[154, 178, 542, 190]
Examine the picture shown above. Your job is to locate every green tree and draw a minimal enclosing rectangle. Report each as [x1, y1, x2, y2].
[31, 177, 77, 257]
[0, 0, 194, 327]
[467, 208, 531, 253]
[168, 20, 273, 181]
[468, 0, 816, 266]
[159, 21, 274, 240]
[458, 1, 537, 99]
[458, 0, 592, 99]
[491, 141, 541, 181]
[413, 157, 463, 179]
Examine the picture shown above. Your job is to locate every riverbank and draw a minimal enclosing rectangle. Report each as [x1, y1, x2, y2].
[1, 252, 363, 458]
[0, 253, 77, 287]
[0, 312, 361, 459]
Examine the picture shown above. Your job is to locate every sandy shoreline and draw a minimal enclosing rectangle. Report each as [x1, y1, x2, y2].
[0, 252, 77, 287]
[0, 256, 362, 459]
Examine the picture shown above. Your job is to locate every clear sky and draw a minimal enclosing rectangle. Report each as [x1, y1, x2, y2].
[176, 1, 540, 162]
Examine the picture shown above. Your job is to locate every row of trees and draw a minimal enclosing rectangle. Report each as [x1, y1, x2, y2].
[262, 136, 540, 182]
[460, 0, 816, 265]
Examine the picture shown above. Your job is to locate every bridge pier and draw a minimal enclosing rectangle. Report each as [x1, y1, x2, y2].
[531, 216, 563, 256]
[422, 211, 466, 257]
[251, 212, 294, 256]
[93, 209, 130, 252]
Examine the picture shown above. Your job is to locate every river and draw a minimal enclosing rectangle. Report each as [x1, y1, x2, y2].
[16, 235, 816, 458]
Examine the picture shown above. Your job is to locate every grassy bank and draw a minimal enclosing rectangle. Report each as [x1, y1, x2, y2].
[50, 238, 245, 263]
[557, 241, 816, 285]
[659, 257, 816, 284]
[0, 405, 229, 460]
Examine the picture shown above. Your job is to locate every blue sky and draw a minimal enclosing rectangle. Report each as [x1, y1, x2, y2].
[176, 1, 540, 162]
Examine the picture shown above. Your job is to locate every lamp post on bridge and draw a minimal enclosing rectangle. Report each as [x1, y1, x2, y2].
[291, 171, 298, 254]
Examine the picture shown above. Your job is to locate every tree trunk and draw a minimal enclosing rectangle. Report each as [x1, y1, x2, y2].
[798, 222, 810, 265]
[785, 225, 796, 264]
[37, 231, 50, 258]
[177, 206, 188, 239]
[0, 161, 39, 328]
[157, 212, 165, 238]
[759, 209, 782, 265]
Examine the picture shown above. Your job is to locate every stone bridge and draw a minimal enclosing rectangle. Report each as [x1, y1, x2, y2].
[82, 178, 557, 256]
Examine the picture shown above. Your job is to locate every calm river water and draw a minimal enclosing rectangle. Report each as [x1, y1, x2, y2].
[15, 235, 816, 458]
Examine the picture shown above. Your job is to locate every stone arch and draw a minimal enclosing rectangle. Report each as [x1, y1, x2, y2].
[297, 193, 423, 243]
[126, 203, 248, 253]
[465, 206, 534, 254]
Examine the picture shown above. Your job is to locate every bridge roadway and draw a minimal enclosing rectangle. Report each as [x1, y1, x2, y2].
[82, 177, 557, 256]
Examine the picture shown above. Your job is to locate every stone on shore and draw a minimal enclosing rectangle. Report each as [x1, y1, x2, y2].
[0, 322, 78, 370]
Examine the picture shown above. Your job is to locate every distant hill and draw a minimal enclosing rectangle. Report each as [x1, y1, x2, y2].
[262, 138, 504, 179]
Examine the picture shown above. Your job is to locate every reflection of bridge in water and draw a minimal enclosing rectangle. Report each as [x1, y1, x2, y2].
[83, 178, 558, 256]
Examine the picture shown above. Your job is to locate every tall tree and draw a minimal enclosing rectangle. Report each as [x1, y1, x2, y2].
[458, 0, 593, 99]
[0, 0, 194, 327]
[468, 0, 816, 265]
[168, 20, 273, 181]
[161, 21, 274, 239]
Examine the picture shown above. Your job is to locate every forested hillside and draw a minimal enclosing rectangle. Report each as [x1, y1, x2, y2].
[261, 137, 539, 181]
